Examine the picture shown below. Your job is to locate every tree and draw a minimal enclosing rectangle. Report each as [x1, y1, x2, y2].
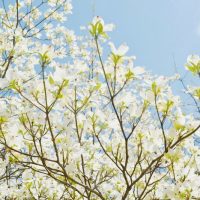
[0, 1, 200, 199]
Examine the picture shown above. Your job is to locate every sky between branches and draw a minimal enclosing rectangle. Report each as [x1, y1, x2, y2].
[68, 0, 200, 76]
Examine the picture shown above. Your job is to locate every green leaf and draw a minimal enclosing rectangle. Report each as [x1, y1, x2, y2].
[89, 23, 96, 36]
[63, 79, 69, 87]
[57, 92, 64, 99]
[90, 114, 97, 124]
[125, 69, 134, 80]
[186, 62, 200, 76]
[101, 32, 108, 38]
[194, 88, 200, 99]
[9, 156, 18, 164]
[9, 80, 18, 90]
[25, 182, 32, 190]
[39, 51, 51, 66]
[143, 100, 150, 109]
[0, 116, 8, 124]
[97, 22, 103, 34]
[48, 76, 55, 85]
[9, 49, 15, 57]
[19, 115, 28, 124]
[105, 73, 112, 80]
[93, 82, 101, 91]
[106, 145, 112, 152]
[166, 100, 174, 108]
[174, 122, 185, 131]
[89, 21, 107, 38]
[111, 53, 122, 65]
[151, 82, 160, 95]
[27, 142, 33, 152]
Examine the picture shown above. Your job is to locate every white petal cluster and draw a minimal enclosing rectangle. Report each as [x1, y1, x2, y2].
[0, 1, 199, 200]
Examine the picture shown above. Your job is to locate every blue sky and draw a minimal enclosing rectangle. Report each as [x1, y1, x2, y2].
[68, 0, 200, 76]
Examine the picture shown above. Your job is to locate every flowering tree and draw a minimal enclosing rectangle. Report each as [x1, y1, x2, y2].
[0, 0, 200, 199]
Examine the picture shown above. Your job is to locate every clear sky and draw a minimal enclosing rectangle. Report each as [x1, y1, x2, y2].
[68, 0, 200, 76]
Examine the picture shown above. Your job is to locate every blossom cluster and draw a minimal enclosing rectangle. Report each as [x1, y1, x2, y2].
[0, 1, 200, 199]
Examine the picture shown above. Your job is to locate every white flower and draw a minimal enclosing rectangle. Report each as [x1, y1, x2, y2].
[187, 54, 200, 66]
[24, 0, 32, 5]
[133, 66, 145, 75]
[0, 78, 9, 88]
[89, 16, 115, 37]
[185, 54, 200, 75]
[64, 1, 73, 14]
[109, 42, 129, 56]
[52, 67, 68, 83]
[22, 170, 34, 182]
[92, 16, 115, 32]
